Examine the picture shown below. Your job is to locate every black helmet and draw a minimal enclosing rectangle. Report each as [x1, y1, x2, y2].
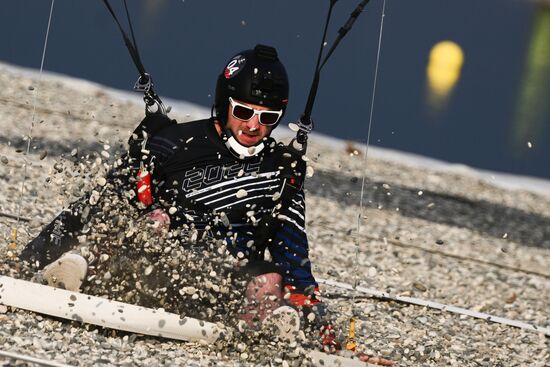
[214, 44, 289, 127]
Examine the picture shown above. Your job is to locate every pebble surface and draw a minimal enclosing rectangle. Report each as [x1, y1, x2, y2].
[0, 64, 549, 366]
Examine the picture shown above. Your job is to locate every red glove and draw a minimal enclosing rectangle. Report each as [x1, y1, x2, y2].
[284, 285, 321, 307]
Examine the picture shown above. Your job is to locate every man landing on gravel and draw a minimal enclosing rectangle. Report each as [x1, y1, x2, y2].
[19, 44, 391, 365]
[20, 44, 327, 336]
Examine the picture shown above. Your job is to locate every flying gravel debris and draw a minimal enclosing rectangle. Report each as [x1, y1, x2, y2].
[1, 0, 549, 366]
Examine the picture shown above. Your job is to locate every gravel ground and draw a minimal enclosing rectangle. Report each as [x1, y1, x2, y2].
[0, 63, 549, 366]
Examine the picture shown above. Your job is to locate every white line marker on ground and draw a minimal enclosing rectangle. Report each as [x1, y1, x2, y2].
[318, 278, 550, 336]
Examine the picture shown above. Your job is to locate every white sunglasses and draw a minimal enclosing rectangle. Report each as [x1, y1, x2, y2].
[229, 97, 283, 126]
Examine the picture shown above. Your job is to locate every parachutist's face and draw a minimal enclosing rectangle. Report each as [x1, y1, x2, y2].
[224, 99, 274, 147]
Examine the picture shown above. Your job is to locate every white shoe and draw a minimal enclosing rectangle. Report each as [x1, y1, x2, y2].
[41, 253, 88, 292]
[262, 305, 300, 341]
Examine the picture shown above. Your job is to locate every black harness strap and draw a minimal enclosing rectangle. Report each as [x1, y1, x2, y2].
[297, 0, 372, 147]
[100, 0, 173, 196]
[100, 0, 165, 111]
[301, 0, 339, 144]
[101, 0, 147, 77]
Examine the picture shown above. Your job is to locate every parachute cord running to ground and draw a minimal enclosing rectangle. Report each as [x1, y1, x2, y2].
[0, 349, 74, 367]
[13, 0, 56, 242]
[370, 233, 550, 279]
[351, 0, 388, 309]
[0, 212, 32, 223]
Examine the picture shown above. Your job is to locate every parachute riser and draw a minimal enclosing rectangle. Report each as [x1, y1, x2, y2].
[101, 0, 166, 116]
[290, 0, 372, 153]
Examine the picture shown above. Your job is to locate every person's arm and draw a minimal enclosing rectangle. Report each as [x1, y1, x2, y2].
[267, 189, 321, 306]
[267, 189, 348, 352]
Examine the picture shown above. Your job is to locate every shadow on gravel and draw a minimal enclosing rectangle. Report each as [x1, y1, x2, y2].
[307, 170, 550, 250]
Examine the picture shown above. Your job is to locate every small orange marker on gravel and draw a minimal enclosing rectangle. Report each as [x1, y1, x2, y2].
[8, 228, 17, 258]
[346, 317, 357, 352]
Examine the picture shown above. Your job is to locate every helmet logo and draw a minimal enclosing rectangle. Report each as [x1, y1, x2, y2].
[224, 55, 246, 79]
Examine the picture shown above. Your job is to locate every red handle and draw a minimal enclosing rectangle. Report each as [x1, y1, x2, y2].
[137, 170, 153, 206]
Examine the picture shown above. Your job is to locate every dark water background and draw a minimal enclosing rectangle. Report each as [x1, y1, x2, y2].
[2, 0, 549, 179]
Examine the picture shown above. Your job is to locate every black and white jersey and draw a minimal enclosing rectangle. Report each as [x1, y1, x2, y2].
[145, 118, 317, 294]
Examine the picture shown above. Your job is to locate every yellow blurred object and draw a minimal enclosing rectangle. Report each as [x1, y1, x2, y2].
[427, 41, 464, 96]
[346, 317, 357, 352]
[426, 40, 465, 114]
